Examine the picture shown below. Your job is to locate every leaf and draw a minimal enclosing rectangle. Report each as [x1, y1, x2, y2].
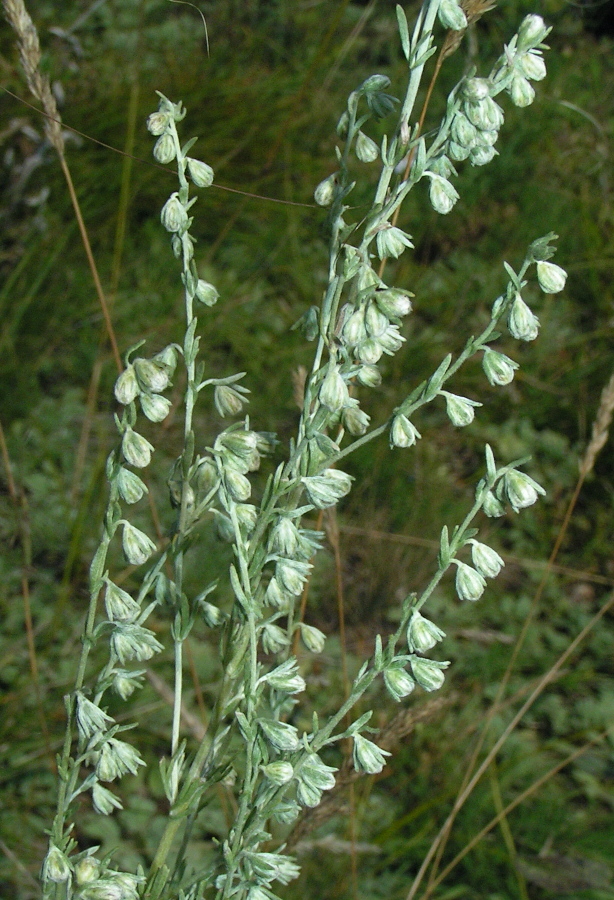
[396, 5, 410, 60]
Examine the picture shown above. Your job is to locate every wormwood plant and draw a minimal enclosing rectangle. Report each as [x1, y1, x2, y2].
[41, 3, 568, 899]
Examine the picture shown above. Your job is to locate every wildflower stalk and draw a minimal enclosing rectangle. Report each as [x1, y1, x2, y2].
[39, 4, 565, 899]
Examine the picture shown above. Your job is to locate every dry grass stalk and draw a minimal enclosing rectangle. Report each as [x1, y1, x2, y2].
[2, 0, 63, 153]
[3, 0, 123, 372]
[579, 372, 614, 477]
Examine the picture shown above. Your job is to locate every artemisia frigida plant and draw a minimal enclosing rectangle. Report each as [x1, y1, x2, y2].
[42, 3, 567, 899]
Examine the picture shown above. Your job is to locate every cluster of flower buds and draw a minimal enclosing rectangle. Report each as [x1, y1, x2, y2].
[148, 95, 214, 187]
[114, 346, 178, 425]
[341, 268, 413, 373]
[446, 76, 504, 170]
[452, 539, 505, 602]
[42, 841, 144, 899]
[492, 14, 552, 109]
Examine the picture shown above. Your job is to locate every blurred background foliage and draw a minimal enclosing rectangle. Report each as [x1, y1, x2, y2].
[1, 0, 614, 897]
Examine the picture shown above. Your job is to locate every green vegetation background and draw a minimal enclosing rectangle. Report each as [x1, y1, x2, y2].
[1, 1, 613, 898]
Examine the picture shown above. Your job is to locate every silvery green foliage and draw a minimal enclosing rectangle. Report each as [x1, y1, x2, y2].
[43, 6, 565, 900]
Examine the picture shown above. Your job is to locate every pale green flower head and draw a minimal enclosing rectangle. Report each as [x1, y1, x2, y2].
[498, 468, 546, 512]
[537, 260, 567, 293]
[384, 665, 416, 701]
[470, 540, 505, 578]
[454, 560, 487, 601]
[508, 292, 540, 341]
[121, 521, 156, 566]
[482, 348, 519, 386]
[42, 845, 72, 884]
[407, 611, 446, 653]
[257, 718, 299, 753]
[352, 734, 391, 774]
[410, 657, 450, 692]
[441, 391, 482, 427]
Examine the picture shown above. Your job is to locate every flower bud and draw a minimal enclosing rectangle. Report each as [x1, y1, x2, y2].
[343, 308, 367, 346]
[498, 469, 546, 512]
[194, 279, 219, 306]
[262, 623, 289, 654]
[442, 391, 482, 427]
[357, 338, 384, 365]
[319, 366, 349, 411]
[508, 293, 539, 341]
[519, 50, 547, 81]
[258, 718, 299, 753]
[482, 489, 506, 518]
[454, 561, 486, 601]
[438, 0, 467, 30]
[262, 761, 294, 785]
[375, 288, 413, 318]
[536, 261, 567, 294]
[75, 857, 100, 886]
[194, 457, 218, 494]
[407, 611, 446, 652]
[314, 173, 336, 207]
[42, 846, 72, 883]
[336, 110, 349, 139]
[342, 404, 370, 436]
[352, 734, 391, 774]
[122, 428, 154, 468]
[429, 175, 460, 215]
[265, 658, 306, 694]
[146, 111, 171, 136]
[301, 469, 353, 508]
[92, 783, 123, 815]
[379, 324, 405, 354]
[410, 657, 449, 691]
[517, 14, 549, 51]
[104, 581, 140, 622]
[225, 469, 252, 502]
[114, 366, 139, 405]
[448, 140, 470, 162]
[140, 393, 172, 423]
[469, 144, 497, 166]
[186, 157, 214, 187]
[299, 622, 326, 653]
[117, 467, 148, 504]
[215, 385, 247, 417]
[470, 540, 504, 578]
[153, 133, 176, 164]
[376, 225, 414, 259]
[509, 73, 535, 108]
[133, 358, 171, 393]
[365, 302, 389, 338]
[112, 669, 144, 700]
[384, 665, 416, 701]
[462, 77, 490, 103]
[482, 348, 519, 386]
[390, 414, 421, 448]
[265, 576, 289, 609]
[451, 112, 478, 148]
[121, 522, 156, 566]
[160, 193, 188, 233]
[355, 130, 379, 162]
[270, 517, 301, 556]
[75, 693, 113, 742]
[357, 364, 382, 387]
[276, 558, 311, 596]
[464, 96, 504, 132]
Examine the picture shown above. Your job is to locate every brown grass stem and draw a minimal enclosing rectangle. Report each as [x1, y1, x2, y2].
[405, 591, 614, 900]
[423, 727, 612, 897]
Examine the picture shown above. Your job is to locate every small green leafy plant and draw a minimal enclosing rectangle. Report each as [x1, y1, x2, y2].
[42, 3, 567, 899]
